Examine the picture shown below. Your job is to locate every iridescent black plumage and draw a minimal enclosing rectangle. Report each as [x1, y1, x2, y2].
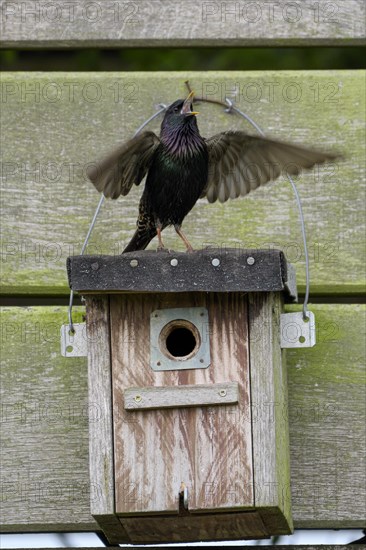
[87, 92, 340, 252]
[126, 99, 208, 252]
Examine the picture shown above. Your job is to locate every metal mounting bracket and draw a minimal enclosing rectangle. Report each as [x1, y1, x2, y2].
[60, 323, 87, 357]
[150, 307, 210, 371]
[280, 311, 316, 348]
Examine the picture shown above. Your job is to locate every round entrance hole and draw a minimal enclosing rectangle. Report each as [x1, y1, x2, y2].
[166, 327, 196, 357]
[159, 319, 201, 361]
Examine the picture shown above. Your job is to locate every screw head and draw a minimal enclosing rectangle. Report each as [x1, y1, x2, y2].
[212, 258, 220, 267]
[219, 389, 227, 397]
[247, 256, 255, 265]
[134, 395, 142, 403]
[130, 259, 138, 267]
[170, 258, 178, 267]
[91, 262, 99, 271]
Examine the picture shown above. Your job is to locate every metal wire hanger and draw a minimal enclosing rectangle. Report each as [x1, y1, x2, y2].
[67, 85, 312, 332]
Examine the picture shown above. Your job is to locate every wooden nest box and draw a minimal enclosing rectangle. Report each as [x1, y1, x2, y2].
[67, 248, 296, 544]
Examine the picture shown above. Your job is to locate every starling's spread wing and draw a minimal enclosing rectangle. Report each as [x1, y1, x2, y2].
[87, 131, 160, 199]
[203, 131, 339, 203]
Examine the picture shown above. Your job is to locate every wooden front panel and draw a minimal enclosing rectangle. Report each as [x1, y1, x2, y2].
[110, 292, 253, 515]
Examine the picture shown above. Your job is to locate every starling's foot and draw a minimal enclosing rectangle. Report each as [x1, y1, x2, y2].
[156, 223, 167, 251]
[156, 244, 167, 252]
[185, 245, 195, 253]
[174, 225, 194, 253]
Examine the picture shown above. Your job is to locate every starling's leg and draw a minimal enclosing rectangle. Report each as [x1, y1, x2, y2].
[174, 225, 194, 253]
[156, 220, 166, 251]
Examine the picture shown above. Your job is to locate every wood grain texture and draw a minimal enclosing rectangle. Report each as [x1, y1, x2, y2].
[111, 293, 194, 515]
[85, 297, 113, 516]
[0, 306, 95, 531]
[286, 303, 366, 528]
[110, 292, 253, 514]
[0, 304, 365, 531]
[86, 296, 130, 542]
[249, 293, 292, 533]
[84, 297, 129, 542]
[0, 71, 364, 296]
[1, 0, 365, 47]
[191, 293, 252, 513]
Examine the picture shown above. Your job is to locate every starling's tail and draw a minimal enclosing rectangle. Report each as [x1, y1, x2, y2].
[122, 228, 157, 253]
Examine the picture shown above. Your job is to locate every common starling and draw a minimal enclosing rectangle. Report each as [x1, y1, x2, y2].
[87, 91, 339, 253]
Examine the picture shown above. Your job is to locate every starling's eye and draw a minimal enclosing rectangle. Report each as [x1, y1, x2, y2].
[174, 107, 180, 113]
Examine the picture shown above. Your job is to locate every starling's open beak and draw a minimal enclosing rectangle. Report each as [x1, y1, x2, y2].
[181, 90, 199, 116]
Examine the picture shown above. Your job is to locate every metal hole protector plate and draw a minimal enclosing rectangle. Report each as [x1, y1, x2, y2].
[150, 307, 210, 371]
[280, 311, 316, 348]
[60, 323, 87, 357]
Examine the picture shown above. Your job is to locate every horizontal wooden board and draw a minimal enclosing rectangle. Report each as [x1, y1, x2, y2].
[1, 71, 364, 296]
[1, 0, 365, 47]
[124, 382, 239, 410]
[286, 304, 366, 528]
[0, 306, 95, 531]
[0, 303, 364, 532]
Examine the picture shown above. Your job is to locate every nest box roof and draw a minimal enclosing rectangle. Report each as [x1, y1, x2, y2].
[67, 248, 297, 301]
